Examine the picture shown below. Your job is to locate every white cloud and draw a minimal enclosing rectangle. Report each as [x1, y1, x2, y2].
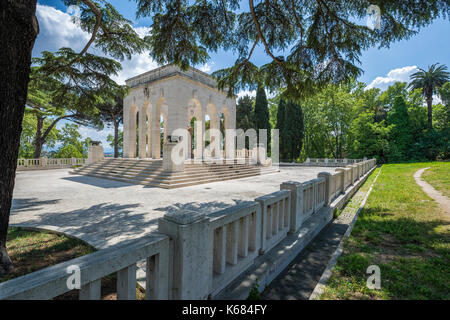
[367, 66, 419, 91]
[34, 5, 158, 86]
[199, 63, 214, 73]
[34, 4, 90, 55]
[237, 90, 256, 99]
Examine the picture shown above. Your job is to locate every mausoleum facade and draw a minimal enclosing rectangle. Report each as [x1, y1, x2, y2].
[123, 65, 236, 160]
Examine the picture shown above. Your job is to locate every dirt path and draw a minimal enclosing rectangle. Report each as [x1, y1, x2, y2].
[414, 168, 450, 214]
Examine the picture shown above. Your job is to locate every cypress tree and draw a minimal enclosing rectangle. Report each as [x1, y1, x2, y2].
[276, 99, 287, 160]
[285, 101, 305, 162]
[254, 85, 271, 151]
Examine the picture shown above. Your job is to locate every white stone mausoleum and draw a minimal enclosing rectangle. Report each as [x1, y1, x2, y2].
[123, 64, 237, 160]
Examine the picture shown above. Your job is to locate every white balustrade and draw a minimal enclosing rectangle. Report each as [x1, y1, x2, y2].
[256, 190, 291, 253]
[0, 234, 169, 300]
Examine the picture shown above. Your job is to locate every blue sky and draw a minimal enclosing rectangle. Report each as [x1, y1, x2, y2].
[35, 1, 450, 151]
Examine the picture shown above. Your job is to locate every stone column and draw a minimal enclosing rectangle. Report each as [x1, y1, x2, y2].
[123, 101, 131, 158]
[151, 105, 161, 159]
[318, 172, 332, 206]
[138, 105, 147, 159]
[87, 143, 104, 164]
[335, 168, 346, 194]
[280, 181, 305, 233]
[162, 141, 185, 172]
[158, 210, 212, 300]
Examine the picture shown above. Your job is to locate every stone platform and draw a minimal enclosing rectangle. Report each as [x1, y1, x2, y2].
[70, 158, 278, 188]
[11, 166, 336, 249]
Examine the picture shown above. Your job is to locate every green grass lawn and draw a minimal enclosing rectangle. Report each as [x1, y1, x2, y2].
[320, 162, 450, 300]
[1, 227, 95, 284]
[421, 162, 450, 198]
[2, 227, 145, 300]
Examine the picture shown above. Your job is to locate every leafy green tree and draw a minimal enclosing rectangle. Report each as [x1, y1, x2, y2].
[19, 113, 60, 159]
[433, 104, 450, 131]
[55, 123, 91, 158]
[408, 63, 450, 129]
[90, 92, 126, 158]
[302, 83, 356, 158]
[387, 96, 414, 162]
[107, 130, 124, 157]
[236, 95, 255, 132]
[438, 82, 450, 106]
[254, 85, 271, 150]
[348, 111, 390, 163]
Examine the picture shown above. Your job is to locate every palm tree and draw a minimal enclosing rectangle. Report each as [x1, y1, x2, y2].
[408, 63, 450, 129]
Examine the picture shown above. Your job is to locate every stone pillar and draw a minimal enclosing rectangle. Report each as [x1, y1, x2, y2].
[257, 143, 266, 166]
[335, 168, 346, 194]
[225, 129, 236, 163]
[280, 181, 305, 233]
[138, 105, 147, 159]
[87, 142, 104, 164]
[41, 157, 47, 168]
[162, 141, 185, 172]
[318, 172, 332, 206]
[151, 107, 161, 159]
[158, 210, 212, 300]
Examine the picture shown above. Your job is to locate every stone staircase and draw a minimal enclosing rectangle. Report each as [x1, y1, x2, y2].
[70, 158, 279, 188]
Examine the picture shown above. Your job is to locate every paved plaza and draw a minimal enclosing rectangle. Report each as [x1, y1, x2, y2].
[11, 166, 336, 249]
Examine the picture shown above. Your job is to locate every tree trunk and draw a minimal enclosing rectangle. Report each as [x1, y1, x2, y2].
[426, 95, 433, 130]
[0, 1, 39, 275]
[114, 120, 119, 158]
[33, 115, 43, 159]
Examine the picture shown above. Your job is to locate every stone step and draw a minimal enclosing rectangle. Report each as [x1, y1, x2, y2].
[72, 158, 278, 188]
[72, 161, 264, 177]
[80, 168, 278, 189]
[73, 163, 265, 178]
[73, 166, 276, 183]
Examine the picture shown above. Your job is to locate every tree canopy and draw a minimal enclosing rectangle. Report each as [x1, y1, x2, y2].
[132, 0, 450, 99]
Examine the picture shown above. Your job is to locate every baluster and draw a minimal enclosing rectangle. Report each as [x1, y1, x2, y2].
[266, 205, 272, 240]
[226, 222, 238, 265]
[278, 200, 284, 231]
[272, 202, 278, 235]
[117, 264, 137, 300]
[249, 212, 257, 252]
[79, 279, 101, 300]
[238, 216, 249, 258]
[213, 226, 227, 274]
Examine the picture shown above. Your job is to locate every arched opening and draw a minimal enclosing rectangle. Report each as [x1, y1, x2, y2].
[188, 116, 197, 159]
[219, 112, 225, 151]
[204, 114, 211, 148]
[160, 114, 166, 158]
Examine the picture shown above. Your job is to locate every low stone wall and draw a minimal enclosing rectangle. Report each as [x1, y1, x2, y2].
[280, 158, 366, 167]
[1, 159, 377, 300]
[17, 158, 86, 171]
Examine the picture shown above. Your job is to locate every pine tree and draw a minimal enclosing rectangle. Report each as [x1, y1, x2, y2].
[254, 85, 271, 151]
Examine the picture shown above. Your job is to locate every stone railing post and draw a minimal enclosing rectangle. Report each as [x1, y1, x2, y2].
[335, 168, 345, 195]
[280, 181, 304, 233]
[158, 210, 212, 300]
[317, 172, 332, 206]
[41, 157, 47, 168]
[346, 165, 355, 184]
